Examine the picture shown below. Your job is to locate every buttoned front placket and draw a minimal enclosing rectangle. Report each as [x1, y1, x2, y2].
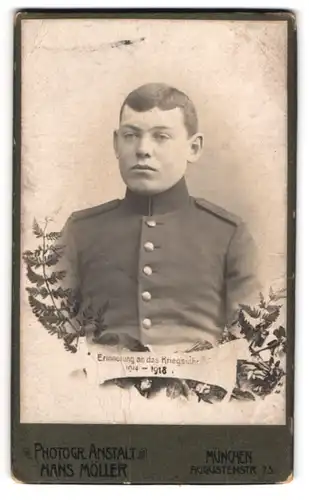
[138, 197, 161, 341]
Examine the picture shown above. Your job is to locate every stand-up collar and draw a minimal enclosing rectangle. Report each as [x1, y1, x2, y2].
[122, 177, 190, 216]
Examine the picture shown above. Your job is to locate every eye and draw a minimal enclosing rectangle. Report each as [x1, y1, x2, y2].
[122, 131, 138, 140]
[153, 132, 170, 142]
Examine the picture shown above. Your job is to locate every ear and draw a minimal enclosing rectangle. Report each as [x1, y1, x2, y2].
[113, 130, 119, 158]
[187, 133, 204, 163]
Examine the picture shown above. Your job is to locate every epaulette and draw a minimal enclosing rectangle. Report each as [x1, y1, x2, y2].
[194, 198, 241, 227]
[70, 199, 121, 222]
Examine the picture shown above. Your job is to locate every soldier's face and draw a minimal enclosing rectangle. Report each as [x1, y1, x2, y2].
[114, 105, 203, 195]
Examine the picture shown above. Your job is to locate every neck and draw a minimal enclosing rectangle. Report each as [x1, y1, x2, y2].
[123, 177, 190, 216]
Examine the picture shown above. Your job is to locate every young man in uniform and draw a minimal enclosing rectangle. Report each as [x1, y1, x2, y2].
[62, 82, 258, 351]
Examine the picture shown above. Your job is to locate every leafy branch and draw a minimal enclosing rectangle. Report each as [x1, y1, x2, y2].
[23, 218, 108, 353]
[223, 287, 287, 401]
[235, 287, 286, 358]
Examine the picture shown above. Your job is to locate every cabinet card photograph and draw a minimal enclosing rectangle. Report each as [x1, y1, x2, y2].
[12, 10, 295, 485]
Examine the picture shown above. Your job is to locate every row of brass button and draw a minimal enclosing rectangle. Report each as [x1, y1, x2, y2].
[142, 220, 156, 329]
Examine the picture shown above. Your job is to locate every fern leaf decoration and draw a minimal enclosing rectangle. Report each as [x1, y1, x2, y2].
[46, 231, 62, 241]
[26, 265, 45, 287]
[32, 218, 44, 238]
[239, 304, 261, 318]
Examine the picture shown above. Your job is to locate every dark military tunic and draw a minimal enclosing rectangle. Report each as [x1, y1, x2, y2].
[62, 177, 258, 349]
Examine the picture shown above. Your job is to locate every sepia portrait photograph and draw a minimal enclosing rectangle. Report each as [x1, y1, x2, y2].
[17, 13, 291, 428]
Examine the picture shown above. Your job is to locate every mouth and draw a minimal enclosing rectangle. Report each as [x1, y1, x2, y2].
[131, 164, 157, 172]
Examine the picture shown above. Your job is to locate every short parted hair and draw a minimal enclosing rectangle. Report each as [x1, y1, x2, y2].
[119, 83, 198, 137]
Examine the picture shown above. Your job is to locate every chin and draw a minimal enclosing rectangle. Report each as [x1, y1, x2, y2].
[127, 180, 163, 196]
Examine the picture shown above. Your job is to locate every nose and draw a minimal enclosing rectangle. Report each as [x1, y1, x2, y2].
[136, 135, 153, 159]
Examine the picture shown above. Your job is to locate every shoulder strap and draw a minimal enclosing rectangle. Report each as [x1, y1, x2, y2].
[70, 199, 121, 222]
[194, 198, 241, 226]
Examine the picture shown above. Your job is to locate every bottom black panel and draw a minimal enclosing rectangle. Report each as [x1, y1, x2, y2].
[12, 424, 292, 484]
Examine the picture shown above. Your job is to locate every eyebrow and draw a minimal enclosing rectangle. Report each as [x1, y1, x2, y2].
[120, 125, 174, 132]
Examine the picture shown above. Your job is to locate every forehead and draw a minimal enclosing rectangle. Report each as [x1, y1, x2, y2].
[120, 105, 186, 131]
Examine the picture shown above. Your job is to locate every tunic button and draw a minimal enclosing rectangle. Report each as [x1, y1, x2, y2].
[146, 220, 156, 227]
[141, 291, 152, 301]
[142, 318, 152, 329]
[144, 241, 154, 252]
[143, 266, 153, 276]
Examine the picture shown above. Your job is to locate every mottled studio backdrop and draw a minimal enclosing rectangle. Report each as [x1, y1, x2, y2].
[20, 19, 287, 424]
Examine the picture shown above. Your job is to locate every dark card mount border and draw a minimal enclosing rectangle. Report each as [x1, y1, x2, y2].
[11, 9, 296, 485]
